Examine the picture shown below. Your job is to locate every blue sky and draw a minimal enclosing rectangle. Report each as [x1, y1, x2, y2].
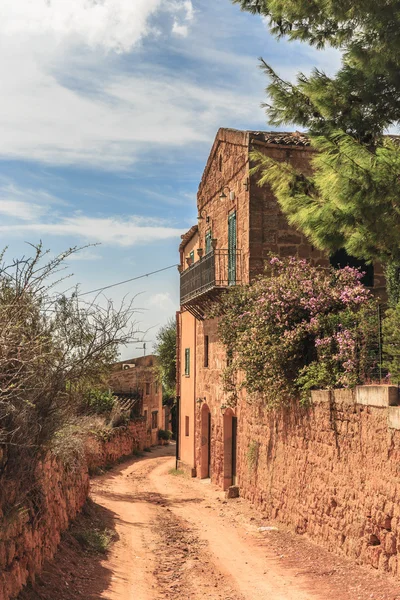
[0, 0, 341, 358]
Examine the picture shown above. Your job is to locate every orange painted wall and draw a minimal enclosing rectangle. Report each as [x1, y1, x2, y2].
[178, 308, 196, 471]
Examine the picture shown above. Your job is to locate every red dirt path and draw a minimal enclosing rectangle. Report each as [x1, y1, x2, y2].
[19, 444, 400, 599]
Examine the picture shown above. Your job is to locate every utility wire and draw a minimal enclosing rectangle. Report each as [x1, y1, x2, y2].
[79, 264, 178, 297]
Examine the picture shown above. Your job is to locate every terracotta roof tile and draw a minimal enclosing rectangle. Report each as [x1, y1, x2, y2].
[179, 225, 198, 252]
[249, 131, 311, 146]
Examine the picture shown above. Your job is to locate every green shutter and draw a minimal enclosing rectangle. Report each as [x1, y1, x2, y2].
[228, 211, 237, 285]
[190, 250, 195, 264]
[185, 348, 190, 376]
[205, 230, 212, 254]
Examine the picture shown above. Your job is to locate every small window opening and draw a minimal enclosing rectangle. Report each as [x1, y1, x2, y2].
[204, 335, 209, 368]
[185, 348, 190, 376]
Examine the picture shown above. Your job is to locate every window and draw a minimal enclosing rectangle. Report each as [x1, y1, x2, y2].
[185, 416, 190, 436]
[204, 335, 209, 368]
[144, 409, 148, 423]
[151, 411, 158, 429]
[185, 348, 190, 376]
[155, 381, 159, 394]
[205, 230, 212, 255]
[146, 382, 151, 395]
[190, 250, 195, 264]
[228, 211, 237, 286]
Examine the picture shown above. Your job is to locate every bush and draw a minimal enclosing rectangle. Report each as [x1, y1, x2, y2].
[211, 256, 378, 407]
[0, 243, 139, 512]
[158, 429, 172, 441]
[85, 389, 116, 415]
[108, 404, 130, 428]
[73, 527, 115, 553]
[383, 304, 400, 382]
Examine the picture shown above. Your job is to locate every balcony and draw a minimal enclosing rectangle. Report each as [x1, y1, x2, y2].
[180, 249, 242, 319]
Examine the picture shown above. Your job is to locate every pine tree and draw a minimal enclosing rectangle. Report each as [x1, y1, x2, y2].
[232, 0, 400, 300]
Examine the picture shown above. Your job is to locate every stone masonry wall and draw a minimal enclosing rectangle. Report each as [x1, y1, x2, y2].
[0, 420, 147, 600]
[199, 387, 400, 578]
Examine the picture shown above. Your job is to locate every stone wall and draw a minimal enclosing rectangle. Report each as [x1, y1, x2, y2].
[201, 386, 400, 578]
[0, 420, 147, 600]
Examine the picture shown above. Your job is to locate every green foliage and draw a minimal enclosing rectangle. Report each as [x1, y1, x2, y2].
[154, 318, 176, 402]
[0, 243, 138, 512]
[85, 389, 115, 415]
[211, 257, 378, 407]
[247, 441, 260, 471]
[233, 1, 400, 142]
[383, 305, 400, 383]
[169, 468, 187, 477]
[158, 429, 172, 441]
[73, 527, 115, 554]
[251, 133, 400, 269]
[234, 0, 400, 295]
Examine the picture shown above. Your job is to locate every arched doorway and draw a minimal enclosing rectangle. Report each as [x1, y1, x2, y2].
[200, 404, 211, 479]
[223, 409, 237, 490]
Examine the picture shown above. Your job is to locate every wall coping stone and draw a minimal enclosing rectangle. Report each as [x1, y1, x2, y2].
[388, 406, 400, 430]
[311, 389, 355, 404]
[356, 385, 399, 408]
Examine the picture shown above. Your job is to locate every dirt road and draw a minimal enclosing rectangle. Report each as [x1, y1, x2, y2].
[20, 444, 400, 600]
[89, 445, 399, 600]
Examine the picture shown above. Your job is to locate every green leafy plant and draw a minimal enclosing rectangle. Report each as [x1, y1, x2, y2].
[158, 429, 172, 441]
[247, 441, 260, 471]
[211, 256, 378, 407]
[85, 389, 116, 415]
[233, 0, 400, 299]
[73, 527, 115, 554]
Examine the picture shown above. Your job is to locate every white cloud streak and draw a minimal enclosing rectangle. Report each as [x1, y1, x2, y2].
[0, 45, 264, 168]
[0, 214, 184, 247]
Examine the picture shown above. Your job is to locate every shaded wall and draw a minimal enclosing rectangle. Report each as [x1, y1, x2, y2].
[0, 420, 147, 600]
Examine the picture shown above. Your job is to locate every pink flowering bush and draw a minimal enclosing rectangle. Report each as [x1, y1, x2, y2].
[212, 256, 379, 407]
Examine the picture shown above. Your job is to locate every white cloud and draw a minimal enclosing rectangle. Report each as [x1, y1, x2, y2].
[172, 21, 189, 37]
[0, 214, 184, 247]
[170, 0, 194, 36]
[0, 181, 64, 220]
[149, 292, 176, 311]
[0, 44, 265, 168]
[0, 0, 193, 53]
[0, 199, 44, 221]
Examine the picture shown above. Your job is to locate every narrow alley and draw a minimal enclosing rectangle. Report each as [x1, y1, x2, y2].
[19, 446, 400, 600]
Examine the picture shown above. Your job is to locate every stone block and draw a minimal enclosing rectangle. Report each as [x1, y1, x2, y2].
[356, 386, 399, 408]
[311, 390, 331, 404]
[226, 485, 240, 499]
[333, 389, 355, 405]
[388, 407, 400, 430]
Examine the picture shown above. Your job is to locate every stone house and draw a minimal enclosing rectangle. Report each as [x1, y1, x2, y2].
[109, 354, 164, 446]
[176, 127, 385, 486]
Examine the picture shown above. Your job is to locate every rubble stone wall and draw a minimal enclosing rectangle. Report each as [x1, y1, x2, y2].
[0, 420, 147, 600]
[201, 387, 400, 578]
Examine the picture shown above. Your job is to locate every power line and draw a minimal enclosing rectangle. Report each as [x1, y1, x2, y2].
[79, 264, 178, 297]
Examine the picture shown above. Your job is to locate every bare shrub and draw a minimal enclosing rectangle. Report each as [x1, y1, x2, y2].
[0, 243, 140, 508]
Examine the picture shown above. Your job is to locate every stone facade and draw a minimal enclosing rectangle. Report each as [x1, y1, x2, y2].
[208, 388, 400, 578]
[109, 354, 163, 446]
[177, 127, 393, 576]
